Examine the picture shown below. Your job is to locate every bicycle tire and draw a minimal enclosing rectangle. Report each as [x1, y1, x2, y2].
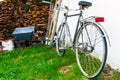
[56, 24, 66, 56]
[75, 22, 107, 78]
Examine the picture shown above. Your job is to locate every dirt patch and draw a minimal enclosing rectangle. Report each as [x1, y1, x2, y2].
[102, 64, 114, 79]
[59, 65, 72, 73]
[13, 55, 26, 62]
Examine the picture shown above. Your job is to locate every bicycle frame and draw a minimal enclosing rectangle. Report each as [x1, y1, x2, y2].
[60, 8, 111, 49]
[61, 8, 84, 49]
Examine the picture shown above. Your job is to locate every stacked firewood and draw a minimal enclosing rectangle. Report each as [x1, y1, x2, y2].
[0, 1, 49, 38]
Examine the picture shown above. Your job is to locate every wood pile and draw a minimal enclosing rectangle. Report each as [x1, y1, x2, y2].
[0, 0, 49, 38]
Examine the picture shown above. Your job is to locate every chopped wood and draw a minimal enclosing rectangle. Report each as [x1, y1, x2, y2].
[0, 0, 50, 38]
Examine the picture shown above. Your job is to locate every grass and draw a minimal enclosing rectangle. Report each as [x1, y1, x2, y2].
[0, 44, 120, 80]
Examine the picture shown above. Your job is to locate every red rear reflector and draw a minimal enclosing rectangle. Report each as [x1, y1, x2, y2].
[95, 17, 104, 22]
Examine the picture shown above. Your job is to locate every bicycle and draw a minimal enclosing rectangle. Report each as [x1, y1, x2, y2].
[46, 0, 63, 45]
[56, 1, 109, 78]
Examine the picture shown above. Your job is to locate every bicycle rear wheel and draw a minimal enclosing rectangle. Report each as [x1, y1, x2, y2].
[56, 24, 66, 56]
[75, 22, 107, 78]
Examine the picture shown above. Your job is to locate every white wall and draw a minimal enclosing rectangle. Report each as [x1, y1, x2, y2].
[58, 0, 120, 69]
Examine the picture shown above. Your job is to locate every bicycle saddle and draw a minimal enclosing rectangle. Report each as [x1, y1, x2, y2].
[78, 1, 92, 7]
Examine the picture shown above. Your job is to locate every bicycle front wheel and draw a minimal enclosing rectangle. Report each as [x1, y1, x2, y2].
[56, 24, 66, 56]
[75, 22, 107, 78]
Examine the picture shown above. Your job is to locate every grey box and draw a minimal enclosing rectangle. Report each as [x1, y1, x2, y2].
[12, 26, 35, 41]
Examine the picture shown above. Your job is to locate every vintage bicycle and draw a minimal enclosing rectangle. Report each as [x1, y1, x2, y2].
[56, 1, 110, 78]
[44, 0, 63, 45]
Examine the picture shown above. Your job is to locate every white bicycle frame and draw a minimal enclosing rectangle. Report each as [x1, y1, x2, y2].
[46, 0, 63, 45]
[58, 9, 111, 49]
